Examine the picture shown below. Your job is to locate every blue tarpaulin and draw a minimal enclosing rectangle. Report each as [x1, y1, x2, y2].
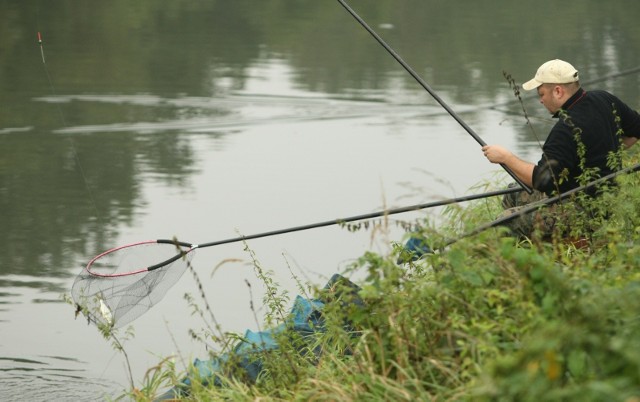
[156, 273, 362, 400]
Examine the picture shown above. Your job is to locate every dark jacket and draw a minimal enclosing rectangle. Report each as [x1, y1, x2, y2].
[533, 88, 640, 195]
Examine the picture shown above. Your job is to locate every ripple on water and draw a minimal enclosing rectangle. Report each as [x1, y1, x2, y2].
[0, 355, 122, 401]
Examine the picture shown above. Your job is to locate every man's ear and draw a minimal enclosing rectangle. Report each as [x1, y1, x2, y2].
[553, 85, 564, 99]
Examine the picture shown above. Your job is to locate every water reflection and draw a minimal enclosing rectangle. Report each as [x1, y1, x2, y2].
[1, 0, 640, 398]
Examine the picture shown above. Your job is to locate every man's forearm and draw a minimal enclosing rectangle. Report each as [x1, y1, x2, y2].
[503, 154, 535, 187]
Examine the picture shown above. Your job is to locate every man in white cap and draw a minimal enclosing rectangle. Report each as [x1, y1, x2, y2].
[481, 59, 640, 239]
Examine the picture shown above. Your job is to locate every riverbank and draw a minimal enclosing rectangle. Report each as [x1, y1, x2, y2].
[122, 156, 640, 401]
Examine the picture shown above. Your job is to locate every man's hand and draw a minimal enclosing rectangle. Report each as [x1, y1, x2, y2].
[481, 145, 535, 187]
[482, 145, 512, 164]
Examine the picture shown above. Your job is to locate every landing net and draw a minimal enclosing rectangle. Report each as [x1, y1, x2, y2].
[71, 240, 194, 329]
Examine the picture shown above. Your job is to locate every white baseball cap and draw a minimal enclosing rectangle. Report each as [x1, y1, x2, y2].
[522, 59, 579, 91]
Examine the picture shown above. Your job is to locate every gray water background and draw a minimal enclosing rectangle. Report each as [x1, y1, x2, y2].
[2, 1, 640, 400]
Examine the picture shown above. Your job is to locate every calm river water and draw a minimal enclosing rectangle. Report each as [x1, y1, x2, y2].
[2, 1, 640, 400]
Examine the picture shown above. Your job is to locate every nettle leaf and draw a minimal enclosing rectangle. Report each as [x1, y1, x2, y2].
[567, 349, 587, 378]
[460, 270, 484, 287]
[512, 248, 533, 268]
[479, 269, 495, 285]
[541, 292, 557, 313]
[448, 248, 466, 270]
[529, 264, 546, 281]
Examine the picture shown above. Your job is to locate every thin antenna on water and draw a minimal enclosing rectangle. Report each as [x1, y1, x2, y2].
[38, 32, 46, 64]
[36, 31, 101, 223]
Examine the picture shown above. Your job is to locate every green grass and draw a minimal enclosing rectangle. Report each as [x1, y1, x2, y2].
[121, 155, 640, 401]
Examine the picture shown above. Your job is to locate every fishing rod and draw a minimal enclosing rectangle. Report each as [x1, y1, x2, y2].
[437, 162, 640, 251]
[489, 65, 640, 117]
[402, 162, 640, 262]
[374, 65, 640, 126]
[336, 0, 533, 194]
[72, 186, 521, 329]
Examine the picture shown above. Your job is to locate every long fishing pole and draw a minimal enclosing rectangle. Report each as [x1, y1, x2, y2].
[437, 162, 640, 249]
[376, 66, 640, 125]
[72, 186, 521, 328]
[119, 187, 523, 273]
[489, 65, 640, 119]
[336, 0, 533, 194]
[190, 186, 523, 250]
[95, 186, 523, 274]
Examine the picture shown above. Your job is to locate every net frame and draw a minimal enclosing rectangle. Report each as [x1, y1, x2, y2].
[69, 188, 524, 328]
[72, 240, 196, 329]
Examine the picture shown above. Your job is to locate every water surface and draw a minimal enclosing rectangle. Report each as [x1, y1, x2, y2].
[2, 1, 640, 399]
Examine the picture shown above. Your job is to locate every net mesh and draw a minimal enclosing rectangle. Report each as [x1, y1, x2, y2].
[71, 241, 194, 329]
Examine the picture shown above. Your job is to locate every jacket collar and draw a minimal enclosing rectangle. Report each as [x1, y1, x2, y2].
[553, 88, 586, 118]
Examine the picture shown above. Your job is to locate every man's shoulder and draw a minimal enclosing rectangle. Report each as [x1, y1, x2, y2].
[585, 89, 627, 106]
[548, 118, 574, 140]
[586, 89, 615, 98]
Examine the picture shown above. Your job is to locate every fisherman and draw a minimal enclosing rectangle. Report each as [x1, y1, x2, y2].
[482, 59, 640, 239]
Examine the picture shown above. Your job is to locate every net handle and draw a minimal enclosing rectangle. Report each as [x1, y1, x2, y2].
[151, 162, 640, 260]
[148, 240, 196, 271]
[192, 187, 522, 250]
[85, 239, 196, 276]
[83, 187, 525, 277]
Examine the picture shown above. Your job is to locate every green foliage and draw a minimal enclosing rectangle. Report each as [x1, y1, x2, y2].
[125, 158, 640, 401]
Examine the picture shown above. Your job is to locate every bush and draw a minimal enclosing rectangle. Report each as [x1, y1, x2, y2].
[132, 159, 640, 401]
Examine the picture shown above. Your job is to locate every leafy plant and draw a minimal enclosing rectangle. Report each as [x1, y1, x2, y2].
[92, 147, 640, 402]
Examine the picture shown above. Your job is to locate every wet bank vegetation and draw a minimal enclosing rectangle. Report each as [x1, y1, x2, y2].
[120, 149, 640, 401]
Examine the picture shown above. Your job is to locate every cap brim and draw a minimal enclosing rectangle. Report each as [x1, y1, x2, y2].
[521, 78, 542, 91]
